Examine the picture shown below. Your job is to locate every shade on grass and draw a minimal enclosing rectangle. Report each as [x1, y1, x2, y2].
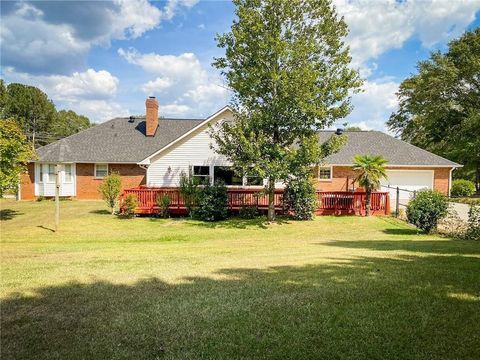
[1, 200, 479, 359]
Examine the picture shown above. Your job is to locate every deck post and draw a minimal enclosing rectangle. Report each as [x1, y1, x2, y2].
[395, 187, 400, 217]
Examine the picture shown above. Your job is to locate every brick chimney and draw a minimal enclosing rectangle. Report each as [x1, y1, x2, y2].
[145, 96, 159, 136]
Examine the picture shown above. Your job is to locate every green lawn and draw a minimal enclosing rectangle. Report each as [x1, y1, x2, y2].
[1, 199, 479, 359]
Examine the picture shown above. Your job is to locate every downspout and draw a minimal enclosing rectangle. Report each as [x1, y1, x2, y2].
[138, 164, 149, 186]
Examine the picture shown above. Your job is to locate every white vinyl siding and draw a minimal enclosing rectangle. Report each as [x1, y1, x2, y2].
[147, 121, 231, 187]
[147, 112, 284, 188]
[35, 163, 76, 196]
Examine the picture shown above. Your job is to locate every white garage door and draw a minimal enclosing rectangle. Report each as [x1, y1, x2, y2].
[381, 170, 434, 204]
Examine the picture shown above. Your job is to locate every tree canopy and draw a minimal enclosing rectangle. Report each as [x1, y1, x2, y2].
[212, 0, 361, 220]
[0, 81, 91, 147]
[352, 155, 388, 216]
[387, 29, 480, 191]
[0, 119, 36, 196]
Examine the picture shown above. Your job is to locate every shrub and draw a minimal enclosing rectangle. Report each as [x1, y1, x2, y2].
[179, 171, 199, 216]
[121, 194, 138, 218]
[156, 194, 171, 218]
[238, 205, 259, 219]
[465, 205, 480, 240]
[451, 179, 476, 197]
[406, 189, 449, 233]
[283, 177, 317, 220]
[438, 208, 469, 239]
[98, 172, 122, 214]
[191, 181, 228, 221]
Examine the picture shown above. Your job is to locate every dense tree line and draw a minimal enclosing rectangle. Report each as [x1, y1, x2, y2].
[388, 29, 480, 191]
[0, 80, 91, 147]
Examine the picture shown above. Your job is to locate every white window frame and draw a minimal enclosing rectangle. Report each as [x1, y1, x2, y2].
[94, 164, 108, 179]
[63, 164, 73, 183]
[46, 164, 56, 183]
[39, 164, 44, 183]
[190, 165, 211, 185]
[318, 165, 333, 182]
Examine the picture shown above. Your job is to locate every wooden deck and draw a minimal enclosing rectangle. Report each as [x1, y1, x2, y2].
[122, 187, 390, 216]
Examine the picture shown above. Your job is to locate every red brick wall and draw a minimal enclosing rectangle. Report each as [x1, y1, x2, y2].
[20, 163, 35, 200]
[76, 163, 146, 199]
[314, 166, 451, 195]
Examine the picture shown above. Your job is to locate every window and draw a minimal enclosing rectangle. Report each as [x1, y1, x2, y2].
[95, 164, 108, 178]
[47, 164, 56, 183]
[245, 175, 263, 186]
[39, 164, 44, 183]
[318, 166, 332, 181]
[64, 164, 72, 182]
[214, 166, 242, 186]
[191, 166, 210, 185]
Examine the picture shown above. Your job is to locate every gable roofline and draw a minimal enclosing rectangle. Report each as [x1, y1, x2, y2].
[138, 105, 233, 165]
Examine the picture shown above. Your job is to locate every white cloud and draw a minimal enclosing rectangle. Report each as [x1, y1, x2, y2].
[0, 0, 199, 75]
[142, 78, 174, 94]
[343, 79, 399, 131]
[334, 0, 480, 72]
[162, 0, 200, 20]
[2, 68, 127, 123]
[119, 48, 230, 117]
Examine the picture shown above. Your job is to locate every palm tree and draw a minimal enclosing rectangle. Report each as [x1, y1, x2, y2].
[353, 155, 388, 216]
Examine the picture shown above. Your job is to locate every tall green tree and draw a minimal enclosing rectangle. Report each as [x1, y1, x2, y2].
[53, 110, 91, 138]
[1, 83, 56, 147]
[388, 29, 480, 191]
[352, 155, 388, 216]
[0, 82, 91, 147]
[212, 0, 361, 221]
[0, 119, 36, 196]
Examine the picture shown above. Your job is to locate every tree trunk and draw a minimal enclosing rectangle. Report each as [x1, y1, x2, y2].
[365, 188, 371, 216]
[267, 178, 276, 222]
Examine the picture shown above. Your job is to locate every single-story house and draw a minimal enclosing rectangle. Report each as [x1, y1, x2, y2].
[20, 97, 461, 202]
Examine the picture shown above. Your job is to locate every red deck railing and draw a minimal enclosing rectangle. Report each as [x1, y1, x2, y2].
[121, 187, 390, 216]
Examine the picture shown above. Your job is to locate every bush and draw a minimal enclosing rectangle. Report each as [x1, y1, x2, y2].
[191, 181, 228, 221]
[179, 171, 199, 216]
[406, 189, 448, 233]
[451, 179, 476, 197]
[283, 177, 317, 220]
[121, 194, 138, 218]
[465, 205, 480, 240]
[156, 194, 171, 218]
[238, 205, 259, 219]
[98, 172, 122, 214]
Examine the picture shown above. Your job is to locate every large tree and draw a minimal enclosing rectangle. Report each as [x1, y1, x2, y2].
[212, 0, 361, 220]
[388, 29, 480, 191]
[53, 110, 91, 138]
[0, 119, 36, 196]
[1, 82, 56, 147]
[0, 82, 91, 147]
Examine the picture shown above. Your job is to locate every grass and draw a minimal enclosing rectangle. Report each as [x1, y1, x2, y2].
[1, 199, 479, 359]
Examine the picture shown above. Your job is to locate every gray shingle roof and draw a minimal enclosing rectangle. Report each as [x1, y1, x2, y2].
[319, 131, 460, 166]
[37, 117, 204, 163]
[37, 119, 460, 167]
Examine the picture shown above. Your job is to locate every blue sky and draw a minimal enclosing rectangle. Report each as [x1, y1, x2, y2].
[1, 0, 479, 131]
